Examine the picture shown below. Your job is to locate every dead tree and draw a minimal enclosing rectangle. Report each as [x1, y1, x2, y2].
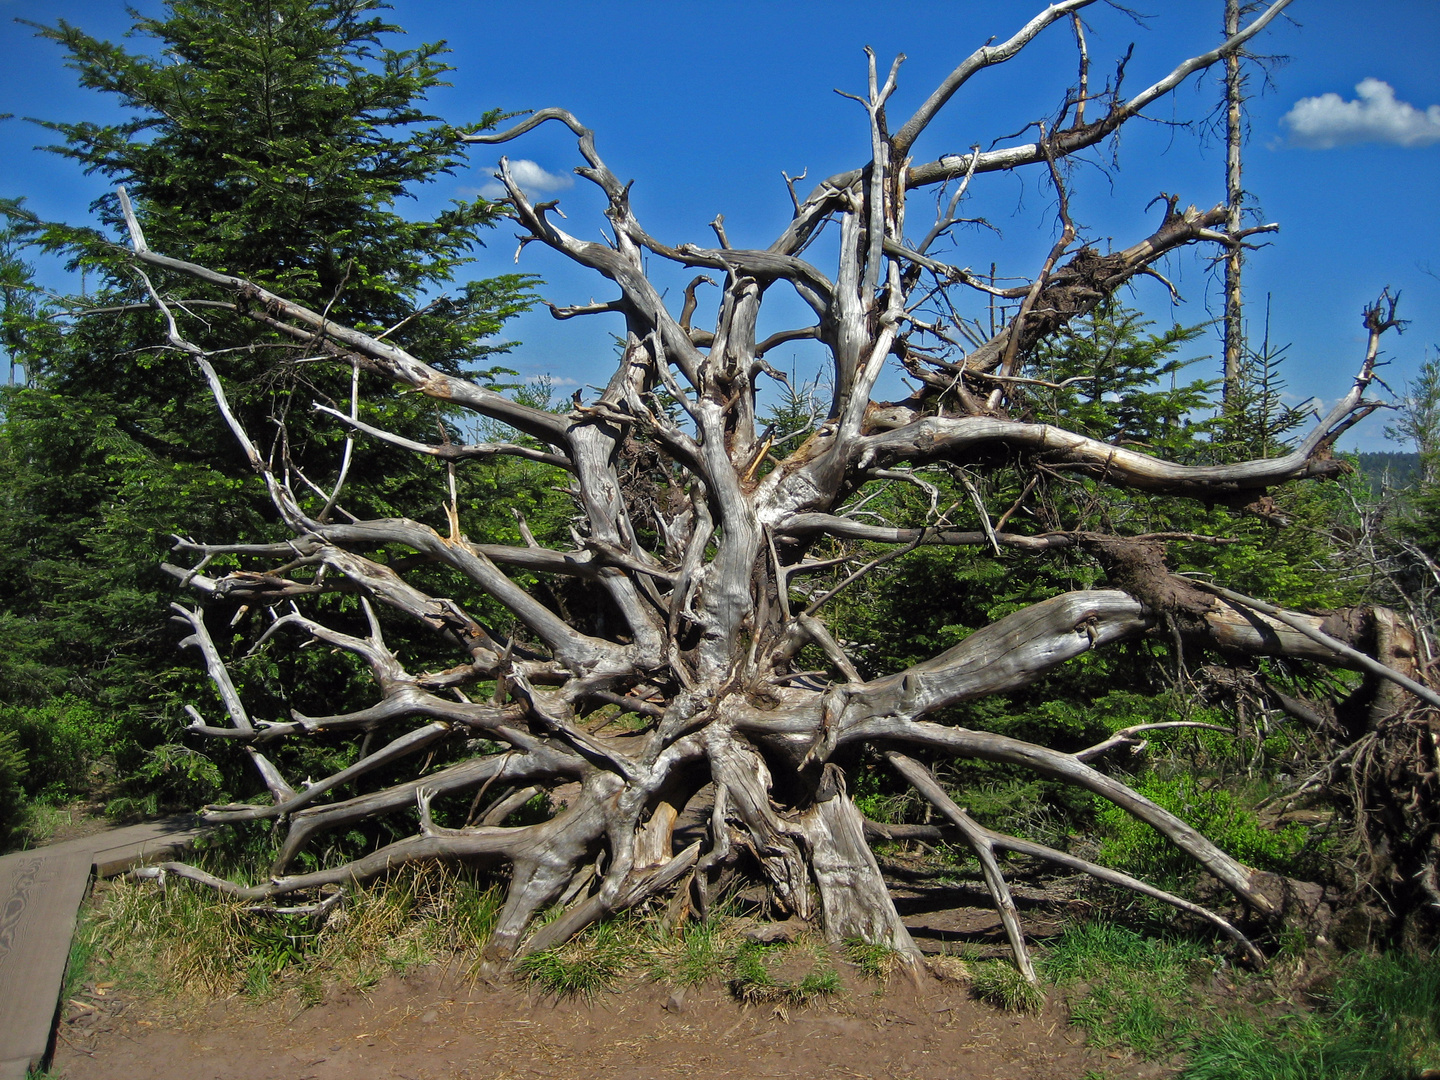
[1223, 0, 1246, 398]
[130, 0, 1424, 978]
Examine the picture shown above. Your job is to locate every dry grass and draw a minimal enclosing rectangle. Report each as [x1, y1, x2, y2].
[80, 871, 899, 1013]
[81, 864, 503, 1003]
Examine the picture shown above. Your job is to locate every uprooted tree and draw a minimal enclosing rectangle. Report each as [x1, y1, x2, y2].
[125, 0, 1435, 978]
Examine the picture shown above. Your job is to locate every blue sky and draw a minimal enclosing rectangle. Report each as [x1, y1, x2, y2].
[2, 1, 1437, 451]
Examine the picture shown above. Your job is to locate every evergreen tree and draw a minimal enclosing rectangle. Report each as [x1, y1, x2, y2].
[1388, 356, 1440, 489]
[1031, 301, 1214, 461]
[1215, 301, 1314, 461]
[0, 0, 535, 824]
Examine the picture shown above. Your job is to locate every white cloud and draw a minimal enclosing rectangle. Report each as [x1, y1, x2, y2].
[475, 159, 575, 200]
[1281, 78, 1440, 149]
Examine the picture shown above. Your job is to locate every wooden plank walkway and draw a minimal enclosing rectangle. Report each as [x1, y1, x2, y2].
[0, 817, 207, 1080]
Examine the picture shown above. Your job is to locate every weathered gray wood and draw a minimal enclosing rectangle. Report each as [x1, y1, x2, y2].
[88, 817, 209, 878]
[1193, 582, 1440, 709]
[0, 850, 91, 1080]
[886, 752, 1036, 982]
[794, 768, 922, 964]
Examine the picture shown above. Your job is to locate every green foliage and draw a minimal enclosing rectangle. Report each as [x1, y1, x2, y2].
[106, 742, 225, 821]
[1032, 303, 1214, 458]
[1357, 451, 1422, 496]
[806, 298, 1374, 928]
[1387, 355, 1440, 490]
[1044, 922, 1212, 1058]
[1182, 951, 1440, 1080]
[0, 697, 119, 804]
[850, 756, 916, 826]
[0, 225, 57, 384]
[0, 0, 540, 829]
[1172, 478, 1372, 612]
[0, 729, 28, 847]
[759, 363, 825, 454]
[1391, 354, 1440, 560]
[19, 0, 526, 349]
[1214, 310, 1314, 462]
[1096, 773, 1308, 887]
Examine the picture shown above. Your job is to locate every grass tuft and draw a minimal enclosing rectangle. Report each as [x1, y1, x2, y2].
[1043, 921, 1208, 1058]
[969, 960, 1044, 1014]
[1182, 950, 1440, 1080]
[660, 911, 734, 988]
[515, 919, 643, 1001]
[727, 938, 842, 1005]
[844, 937, 900, 982]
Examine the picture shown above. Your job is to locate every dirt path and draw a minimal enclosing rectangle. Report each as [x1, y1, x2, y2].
[52, 963, 1173, 1080]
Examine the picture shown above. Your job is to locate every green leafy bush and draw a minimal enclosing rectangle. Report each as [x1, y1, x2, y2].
[1097, 773, 1307, 886]
[0, 697, 119, 805]
[0, 729, 29, 846]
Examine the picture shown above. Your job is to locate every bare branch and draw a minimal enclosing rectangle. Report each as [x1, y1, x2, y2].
[887, 752, 1037, 982]
[892, 1, 1094, 157]
[312, 403, 572, 469]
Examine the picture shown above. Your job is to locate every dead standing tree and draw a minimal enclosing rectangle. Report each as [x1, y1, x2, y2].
[130, 0, 1426, 979]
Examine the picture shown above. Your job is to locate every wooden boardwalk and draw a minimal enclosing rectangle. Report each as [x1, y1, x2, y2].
[0, 817, 206, 1080]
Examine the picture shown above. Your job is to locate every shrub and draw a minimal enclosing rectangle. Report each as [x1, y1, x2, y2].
[0, 697, 119, 804]
[1097, 773, 1307, 886]
[0, 729, 28, 847]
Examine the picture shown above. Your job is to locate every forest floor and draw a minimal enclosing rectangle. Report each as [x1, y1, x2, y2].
[42, 847, 1440, 1080]
[45, 863, 1206, 1080]
[51, 957, 1153, 1080]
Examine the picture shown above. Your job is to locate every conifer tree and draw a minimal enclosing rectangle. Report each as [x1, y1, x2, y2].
[0, 0, 534, 816]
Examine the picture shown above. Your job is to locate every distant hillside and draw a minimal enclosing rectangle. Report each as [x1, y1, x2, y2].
[1355, 451, 1421, 494]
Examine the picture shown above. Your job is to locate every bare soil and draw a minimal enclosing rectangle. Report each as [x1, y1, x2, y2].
[53, 962, 1175, 1080]
[47, 856, 1195, 1078]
